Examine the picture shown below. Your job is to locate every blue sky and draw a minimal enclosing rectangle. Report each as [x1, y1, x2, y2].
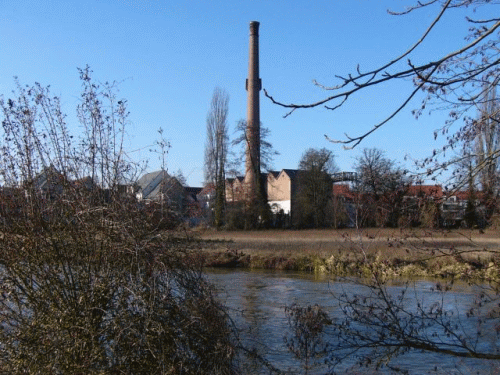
[0, 0, 482, 186]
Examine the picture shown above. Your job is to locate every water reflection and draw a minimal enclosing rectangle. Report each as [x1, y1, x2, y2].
[207, 269, 500, 374]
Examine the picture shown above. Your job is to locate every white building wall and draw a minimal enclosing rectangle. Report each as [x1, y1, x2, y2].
[269, 200, 291, 215]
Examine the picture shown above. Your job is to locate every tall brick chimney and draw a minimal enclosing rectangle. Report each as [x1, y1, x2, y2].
[245, 21, 261, 200]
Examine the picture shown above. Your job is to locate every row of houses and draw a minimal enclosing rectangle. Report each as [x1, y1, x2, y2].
[226, 169, 299, 215]
[135, 168, 487, 228]
[225, 169, 488, 228]
[0, 167, 204, 224]
[0, 166, 488, 228]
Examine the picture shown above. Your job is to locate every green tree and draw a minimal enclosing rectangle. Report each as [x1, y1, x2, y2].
[294, 148, 338, 228]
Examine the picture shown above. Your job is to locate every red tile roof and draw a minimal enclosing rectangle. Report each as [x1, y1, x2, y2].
[406, 185, 443, 199]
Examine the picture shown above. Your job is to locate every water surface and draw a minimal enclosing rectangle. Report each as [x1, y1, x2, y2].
[207, 269, 500, 374]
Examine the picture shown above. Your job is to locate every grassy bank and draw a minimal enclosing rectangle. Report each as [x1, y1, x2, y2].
[197, 228, 500, 280]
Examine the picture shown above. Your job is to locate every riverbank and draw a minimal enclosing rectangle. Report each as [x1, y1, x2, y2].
[197, 228, 500, 279]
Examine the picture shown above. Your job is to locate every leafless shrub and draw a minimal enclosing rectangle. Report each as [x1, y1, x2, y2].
[284, 303, 332, 374]
[0, 68, 238, 374]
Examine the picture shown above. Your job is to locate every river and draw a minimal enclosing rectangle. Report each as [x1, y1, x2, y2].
[207, 269, 500, 374]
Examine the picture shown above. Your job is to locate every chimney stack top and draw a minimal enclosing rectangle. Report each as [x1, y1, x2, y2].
[249, 21, 259, 35]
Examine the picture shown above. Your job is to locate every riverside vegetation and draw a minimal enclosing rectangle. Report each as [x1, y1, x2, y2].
[201, 228, 500, 372]
[200, 228, 500, 280]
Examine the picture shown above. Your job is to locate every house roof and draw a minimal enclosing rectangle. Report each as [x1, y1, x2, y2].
[280, 169, 299, 179]
[137, 170, 167, 189]
[73, 176, 94, 190]
[136, 170, 182, 200]
[198, 183, 215, 197]
[406, 185, 443, 199]
[32, 165, 65, 191]
[225, 175, 245, 187]
[332, 184, 350, 194]
[267, 170, 280, 179]
[332, 184, 357, 200]
[185, 187, 203, 195]
[453, 191, 469, 201]
[450, 190, 486, 201]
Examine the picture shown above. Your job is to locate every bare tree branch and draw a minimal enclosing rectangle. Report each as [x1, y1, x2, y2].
[265, 2, 500, 150]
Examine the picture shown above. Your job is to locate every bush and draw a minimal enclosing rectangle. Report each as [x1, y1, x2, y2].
[0, 201, 237, 374]
[284, 304, 331, 374]
[0, 69, 238, 374]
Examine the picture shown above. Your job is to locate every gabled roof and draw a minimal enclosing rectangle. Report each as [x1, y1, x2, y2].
[280, 169, 299, 179]
[73, 176, 95, 191]
[225, 176, 245, 187]
[449, 190, 486, 201]
[137, 170, 168, 189]
[262, 171, 280, 181]
[185, 187, 203, 195]
[32, 165, 65, 191]
[136, 170, 182, 200]
[198, 183, 215, 197]
[184, 187, 203, 203]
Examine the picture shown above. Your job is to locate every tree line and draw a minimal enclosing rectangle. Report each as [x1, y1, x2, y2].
[203, 87, 279, 230]
[204, 81, 500, 230]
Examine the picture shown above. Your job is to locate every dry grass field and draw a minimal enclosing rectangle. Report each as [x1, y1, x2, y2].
[197, 228, 500, 277]
[199, 227, 500, 252]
